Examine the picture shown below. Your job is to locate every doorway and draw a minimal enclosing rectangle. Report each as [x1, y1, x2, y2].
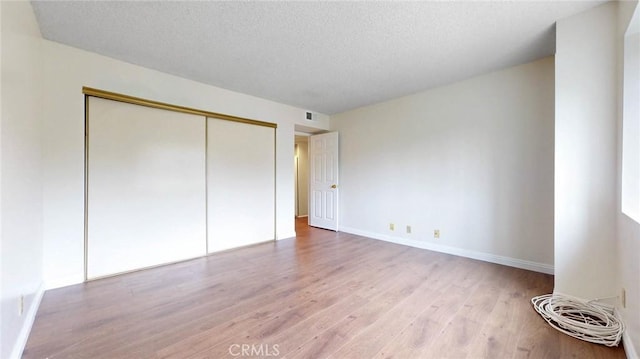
[294, 131, 340, 232]
[294, 135, 310, 219]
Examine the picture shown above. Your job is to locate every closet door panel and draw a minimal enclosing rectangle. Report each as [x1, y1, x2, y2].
[87, 97, 206, 279]
[207, 118, 275, 252]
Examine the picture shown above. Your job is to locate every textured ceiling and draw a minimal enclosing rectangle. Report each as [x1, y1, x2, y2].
[31, 1, 606, 115]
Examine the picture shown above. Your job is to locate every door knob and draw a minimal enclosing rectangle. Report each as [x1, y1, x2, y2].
[331, 184, 337, 189]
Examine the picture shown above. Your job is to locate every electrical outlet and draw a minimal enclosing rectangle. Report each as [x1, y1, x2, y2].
[389, 223, 395, 231]
[434, 229, 440, 239]
[406, 225, 412, 234]
[621, 288, 626, 308]
[18, 295, 24, 316]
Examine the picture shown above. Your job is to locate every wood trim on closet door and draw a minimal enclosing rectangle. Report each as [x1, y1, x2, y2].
[82, 87, 277, 129]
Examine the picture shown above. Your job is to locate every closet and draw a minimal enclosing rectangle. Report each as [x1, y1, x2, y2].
[207, 118, 275, 252]
[84, 88, 276, 279]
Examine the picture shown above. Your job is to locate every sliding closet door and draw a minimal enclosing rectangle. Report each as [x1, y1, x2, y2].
[207, 118, 275, 252]
[87, 97, 206, 279]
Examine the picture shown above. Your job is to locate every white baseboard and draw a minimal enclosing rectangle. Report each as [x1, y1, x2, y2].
[623, 328, 639, 359]
[339, 226, 554, 275]
[10, 283, 45, 359]
[615, 308, 639, 359]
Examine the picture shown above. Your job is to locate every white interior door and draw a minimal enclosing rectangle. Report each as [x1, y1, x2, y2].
[309, 132, 339, 230]
[207, 118, 275, 252]
[87, 97, 206, 279]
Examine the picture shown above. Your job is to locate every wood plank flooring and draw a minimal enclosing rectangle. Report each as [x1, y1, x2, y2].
[23, 218, 626, 358]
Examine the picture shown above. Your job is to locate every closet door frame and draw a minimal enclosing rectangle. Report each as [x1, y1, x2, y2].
[82, 87, 277, 281]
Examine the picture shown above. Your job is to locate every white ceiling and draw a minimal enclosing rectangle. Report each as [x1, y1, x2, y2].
[31, 1, 606, 115]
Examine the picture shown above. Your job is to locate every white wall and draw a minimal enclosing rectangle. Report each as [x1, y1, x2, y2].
[621, 31, 640, 223]
[618, 215, 640, 356]
[1, 0, 4, 352]
[331, 57, 555, 272]
[556, 3, 640, 354]
[617, 2, 640, 356]
[0, 1, 45, 358]
[40, 40, 329, 288]
[555, 1, 620, 301]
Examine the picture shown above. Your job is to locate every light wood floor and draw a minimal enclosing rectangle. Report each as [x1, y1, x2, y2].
[24, 218, 625, 358]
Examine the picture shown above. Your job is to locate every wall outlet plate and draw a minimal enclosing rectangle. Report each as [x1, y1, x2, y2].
[434, 229, 440, 239]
